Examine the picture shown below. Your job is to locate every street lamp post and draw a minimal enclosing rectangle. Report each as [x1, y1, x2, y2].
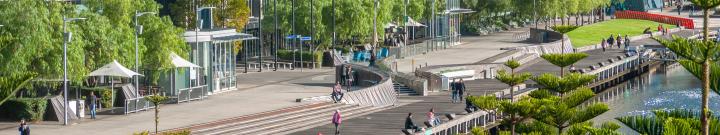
[62, 16, 86, 126]
[134, 11, 155, 99]
[274, 0, 278, 71]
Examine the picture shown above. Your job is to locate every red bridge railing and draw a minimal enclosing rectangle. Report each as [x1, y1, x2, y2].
[615, 10, 695, 29]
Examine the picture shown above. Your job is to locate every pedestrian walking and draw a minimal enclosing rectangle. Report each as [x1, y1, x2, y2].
[18, 119, 29, 135]
[450, 79, 458, 103]
[616, 35, 622, 48]
[457, 79, 466, 101]
[90, 91, 97, 119]
[601, 38, 607, 52]
[332, 110, 342, 135]
[404, 113, 421, 132]
[607, 35, 615, 47]
[345, 65, 353, 90]
[624, 35, 630, 49]
[332, 82, 344, 103]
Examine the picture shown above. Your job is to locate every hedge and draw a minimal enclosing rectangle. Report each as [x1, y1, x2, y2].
[0, 98, 47, 121]
[277, 50, 323, 67]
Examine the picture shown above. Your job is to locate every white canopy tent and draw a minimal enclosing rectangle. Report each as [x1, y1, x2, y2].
[385, 22, 397, 28]
[169, 53, 208, 103]
[405, 18, 426, 27]
[87, 60, 142, 106]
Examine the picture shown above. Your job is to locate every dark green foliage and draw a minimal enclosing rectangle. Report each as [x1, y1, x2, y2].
[528, 89, 552, 99]
[515, 121, 556, 134]
[277, 50, 324, 62]
[550, 25, 579, 34]
[0, 98, 47, 121]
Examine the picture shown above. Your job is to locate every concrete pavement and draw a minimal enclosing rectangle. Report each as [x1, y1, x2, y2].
[0, 69, 335, 135]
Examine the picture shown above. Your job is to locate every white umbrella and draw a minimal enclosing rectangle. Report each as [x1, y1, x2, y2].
[87, 60, 143, 104]
[87, 60, 142, 78]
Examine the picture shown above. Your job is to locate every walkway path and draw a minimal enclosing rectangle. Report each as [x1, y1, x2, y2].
[0, 70, 335, 135]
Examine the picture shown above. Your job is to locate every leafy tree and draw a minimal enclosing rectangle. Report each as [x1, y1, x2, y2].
[657, 36, 720, 135]
[145, 93, 169, 134]
[0, 73, 36, 106]
[540, 53, 588, 76]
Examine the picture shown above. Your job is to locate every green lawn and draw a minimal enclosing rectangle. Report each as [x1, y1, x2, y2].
[566, 19, 676, 48]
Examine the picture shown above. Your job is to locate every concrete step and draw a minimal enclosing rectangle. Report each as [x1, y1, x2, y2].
[257, 105, 394, 135]
[190, 102, 334, 134]
[221, 104, 372, 135]
[196, 103, 352, 135]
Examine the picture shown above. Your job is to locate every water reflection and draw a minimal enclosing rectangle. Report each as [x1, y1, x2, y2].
[589, 64, 720, 134]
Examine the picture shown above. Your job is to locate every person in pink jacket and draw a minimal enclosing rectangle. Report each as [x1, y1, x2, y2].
[332, 110, 342, 135]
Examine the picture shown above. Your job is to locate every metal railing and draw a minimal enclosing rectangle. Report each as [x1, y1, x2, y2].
[124, 97, 155, 114]
[176, 85, 208, 103]
[414, 110, 499, 135]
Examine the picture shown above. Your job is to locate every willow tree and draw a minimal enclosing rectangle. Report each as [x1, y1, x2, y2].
[540, 53, 588, 76]
[657, 36, 720, 135]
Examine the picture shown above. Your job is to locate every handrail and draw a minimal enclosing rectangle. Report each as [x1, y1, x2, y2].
[414, 110, 499, 135]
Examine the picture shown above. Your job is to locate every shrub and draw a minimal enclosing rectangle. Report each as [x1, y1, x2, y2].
[133, 129, 191, 135]
[81, 87, 113, 108]
[0, 98, 47, 121]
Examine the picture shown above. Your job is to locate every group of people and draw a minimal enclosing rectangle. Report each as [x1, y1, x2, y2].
[340, 65, 355, 90]
[404, 108, 443, 133]
[601, 34, 631, 52]
[450, 78, 467, 103]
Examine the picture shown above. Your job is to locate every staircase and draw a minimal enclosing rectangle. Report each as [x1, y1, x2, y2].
[188, 102, 392, 135]
[48, 96, 78, 122]
[394, 82, 418, 96]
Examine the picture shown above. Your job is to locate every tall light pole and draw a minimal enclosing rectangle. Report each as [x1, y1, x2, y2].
[274, 0, 278, 71]
[134, 11, 155, 98]
[292, 0, 296, 70]
[404, 0, 408, 56]
[372, 0, 378, 63]
[62, 16, 86, 126]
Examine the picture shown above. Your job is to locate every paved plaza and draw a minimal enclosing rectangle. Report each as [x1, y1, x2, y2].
[0, 69, 335, 135]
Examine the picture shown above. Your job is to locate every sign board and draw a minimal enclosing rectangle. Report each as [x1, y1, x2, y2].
[286, 35, 300, 39]
[300, 37, 312, 41]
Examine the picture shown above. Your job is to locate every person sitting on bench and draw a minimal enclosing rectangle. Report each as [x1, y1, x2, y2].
[332, 82, 344, 103]
[404, 113, 422, 132]
[427, 108, 442, 126]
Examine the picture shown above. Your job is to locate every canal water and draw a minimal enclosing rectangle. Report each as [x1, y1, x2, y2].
[590, 63, 720, 134]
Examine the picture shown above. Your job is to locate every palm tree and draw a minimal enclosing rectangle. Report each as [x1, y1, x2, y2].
[540, 53, 588, 76]
[550, 25, 579, 53]
[145, 92, 168, 134]
[496, 60, 532, 101]
[656, 36, 720, 135]
[616, 109, 720, 135]
[0, 73, 36, 105]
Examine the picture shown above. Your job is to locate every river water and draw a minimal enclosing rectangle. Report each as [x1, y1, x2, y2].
[590, 63, 720, 134]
